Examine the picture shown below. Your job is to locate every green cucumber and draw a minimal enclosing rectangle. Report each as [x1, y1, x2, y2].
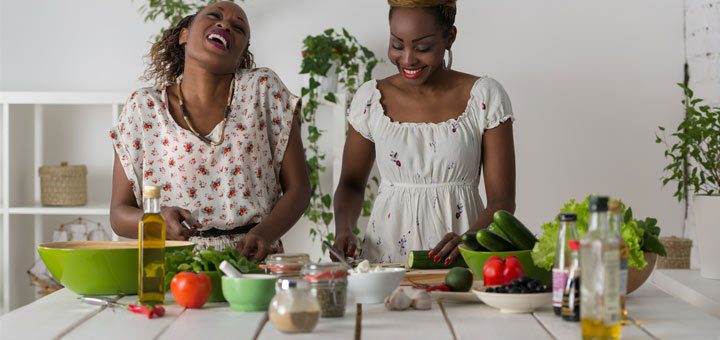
[461, 232, 486, 251]
[475, 229, 516, 252]
[487, 222, 509, 240]
[407, 250, 468, 269]
[493, 210, 537, 250]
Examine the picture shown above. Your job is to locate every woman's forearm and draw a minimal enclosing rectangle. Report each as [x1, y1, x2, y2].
[110, 205, 144, 239]
[250, 186, 311, 242]
[333, 182, 365, 236]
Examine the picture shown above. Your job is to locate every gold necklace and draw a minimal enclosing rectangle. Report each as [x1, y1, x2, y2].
[176, 77, 235, 146]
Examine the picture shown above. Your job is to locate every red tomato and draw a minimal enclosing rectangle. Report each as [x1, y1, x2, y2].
[483, 257, 505, 286]
[502, 256, 525, 284]
[170, 272, 212, 308]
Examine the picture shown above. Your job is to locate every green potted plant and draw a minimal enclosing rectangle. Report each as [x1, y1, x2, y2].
[299, 28, 380, 255]
[657, 84, 720, 279]
[136, 0, 229, 39]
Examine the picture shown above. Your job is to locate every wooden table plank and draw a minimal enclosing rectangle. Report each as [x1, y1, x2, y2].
[533, 306, 651, 340]
[627, 284, 720, 340]
[652, 269, 720, 318]
[441, 301, 552, 340]
[258, 305, 356, 340]
[157, 305, 266, 340]
[360, 302, 453, 340]
[65, 295, 186, 340]
[0, 289, 103, 339]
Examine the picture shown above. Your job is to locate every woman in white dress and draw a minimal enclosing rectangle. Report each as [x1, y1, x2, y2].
[333, 0, 516, 265]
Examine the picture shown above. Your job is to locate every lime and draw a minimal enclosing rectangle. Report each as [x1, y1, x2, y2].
[445, 267, 473, 292]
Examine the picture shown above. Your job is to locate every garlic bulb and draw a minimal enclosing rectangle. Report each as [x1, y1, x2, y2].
[384, 288, 412, 311]
[410, 290, 432, 310]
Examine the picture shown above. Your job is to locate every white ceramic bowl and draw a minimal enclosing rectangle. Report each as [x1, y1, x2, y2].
[347, 268, 406, 304]
[473, 288, 552, 313]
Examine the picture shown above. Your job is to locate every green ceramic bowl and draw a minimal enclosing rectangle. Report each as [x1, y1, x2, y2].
[458, 245, 551, 285]
[221, 275, 278, 312]
[38, 241, 194, 296]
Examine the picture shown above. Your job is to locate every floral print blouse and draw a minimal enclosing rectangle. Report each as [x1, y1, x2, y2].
[110, 68, 300, 231]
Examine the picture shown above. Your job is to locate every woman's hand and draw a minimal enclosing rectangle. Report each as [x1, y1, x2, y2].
[332, 231, 357, 262]
[429, 232, 462, 266]
[160, 206, 197, 240]
[237, 232, 272, 261]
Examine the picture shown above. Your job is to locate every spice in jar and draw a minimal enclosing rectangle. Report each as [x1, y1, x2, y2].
[261, 253, 310, 277]
[269, 278, 321, 333]
[303, 262, 348, 318]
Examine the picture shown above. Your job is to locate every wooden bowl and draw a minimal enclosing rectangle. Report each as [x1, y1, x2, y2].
[627, 252, 657, 294]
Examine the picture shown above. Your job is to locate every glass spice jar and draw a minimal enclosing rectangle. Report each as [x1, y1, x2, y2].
[262, 253, 310, 278]
[302, 262, 348, 318]
[268, 278, 321, 333]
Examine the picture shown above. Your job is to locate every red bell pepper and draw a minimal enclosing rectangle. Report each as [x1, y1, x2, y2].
[483, 255, 526, 286]
[483, 256, 505, 286]
[503, 256, 525, 284]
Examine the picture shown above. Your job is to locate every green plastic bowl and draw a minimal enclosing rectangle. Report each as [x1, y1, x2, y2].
[38, 241, 194, 296]
[221, 275, 277, 312]
[458, 245, 551, 285]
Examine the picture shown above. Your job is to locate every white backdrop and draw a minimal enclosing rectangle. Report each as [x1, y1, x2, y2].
[1, 0, 686, 270]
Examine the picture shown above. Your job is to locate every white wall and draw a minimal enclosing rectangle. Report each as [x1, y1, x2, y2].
[684, 0, 720, 268]
[0, 0, 686, 266]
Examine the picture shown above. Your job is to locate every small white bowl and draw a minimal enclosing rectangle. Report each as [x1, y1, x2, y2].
[473, 288, 551, 313]
[347, 268, 406, 304]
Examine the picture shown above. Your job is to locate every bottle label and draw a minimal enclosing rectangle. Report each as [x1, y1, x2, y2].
[604, 249, 621, 324]
[619, 258, 628, 296]
[552, 269, 569, 308]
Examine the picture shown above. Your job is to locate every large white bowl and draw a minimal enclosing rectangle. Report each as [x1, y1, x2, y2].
[347, 268, 406, 304]
[473, 288, 551, 313]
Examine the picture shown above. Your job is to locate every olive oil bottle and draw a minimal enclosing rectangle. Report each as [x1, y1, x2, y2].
[608, 200, 629, 325]
[580, 196, 621, 340]
[138, 185, 166, 305]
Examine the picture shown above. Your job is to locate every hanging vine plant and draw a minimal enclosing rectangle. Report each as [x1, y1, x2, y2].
[299, 28, 380, 254]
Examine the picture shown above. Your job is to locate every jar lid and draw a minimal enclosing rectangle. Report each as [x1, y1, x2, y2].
[262, 253, 311, 274]
[277, 278, 309, 290]
[265, 253, 310, 264]
[302, 262, 349, 281]
[38, 162, 87, 176]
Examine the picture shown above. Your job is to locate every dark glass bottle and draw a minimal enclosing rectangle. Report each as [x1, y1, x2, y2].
[562, 239, 581, 322]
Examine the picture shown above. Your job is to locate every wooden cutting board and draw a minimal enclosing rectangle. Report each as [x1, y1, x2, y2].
[401, 269, 450, 286]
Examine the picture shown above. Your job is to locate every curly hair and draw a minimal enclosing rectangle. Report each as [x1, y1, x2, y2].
[142, 13, 255, 86]
[388, 0, 457, 33]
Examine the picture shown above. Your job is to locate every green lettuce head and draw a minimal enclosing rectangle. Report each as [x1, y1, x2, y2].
[531, 196, 653, 270]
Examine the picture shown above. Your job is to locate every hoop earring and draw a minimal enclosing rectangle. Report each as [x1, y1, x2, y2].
[444, 49, 453, 70]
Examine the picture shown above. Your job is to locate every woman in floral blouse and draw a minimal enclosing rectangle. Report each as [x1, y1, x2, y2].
[109, 1, 310, 260]
[333, 0, 516, 264]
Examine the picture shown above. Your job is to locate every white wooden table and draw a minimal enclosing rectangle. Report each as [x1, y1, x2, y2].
[652, 269, 720, 319]
[2, 283, 718, 340]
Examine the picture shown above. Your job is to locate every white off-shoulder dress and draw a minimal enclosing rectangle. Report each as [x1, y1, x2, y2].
[346, 77, 514, 263]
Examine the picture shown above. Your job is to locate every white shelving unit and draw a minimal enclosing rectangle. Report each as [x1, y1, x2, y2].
[0, 91, 127, 314]
[0, 91, 354, 314]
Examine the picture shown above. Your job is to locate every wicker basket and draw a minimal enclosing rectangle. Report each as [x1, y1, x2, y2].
[657, 236, 692, 269]
[39, 162, 87, 206]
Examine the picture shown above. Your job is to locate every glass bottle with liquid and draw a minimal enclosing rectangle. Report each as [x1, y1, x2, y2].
[138, 185, 166, 305]
[608, 199, 629, 324]
[553, 213, 578, 316]
[562, 239, 581, 321]
[580, 196, 621, 340]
